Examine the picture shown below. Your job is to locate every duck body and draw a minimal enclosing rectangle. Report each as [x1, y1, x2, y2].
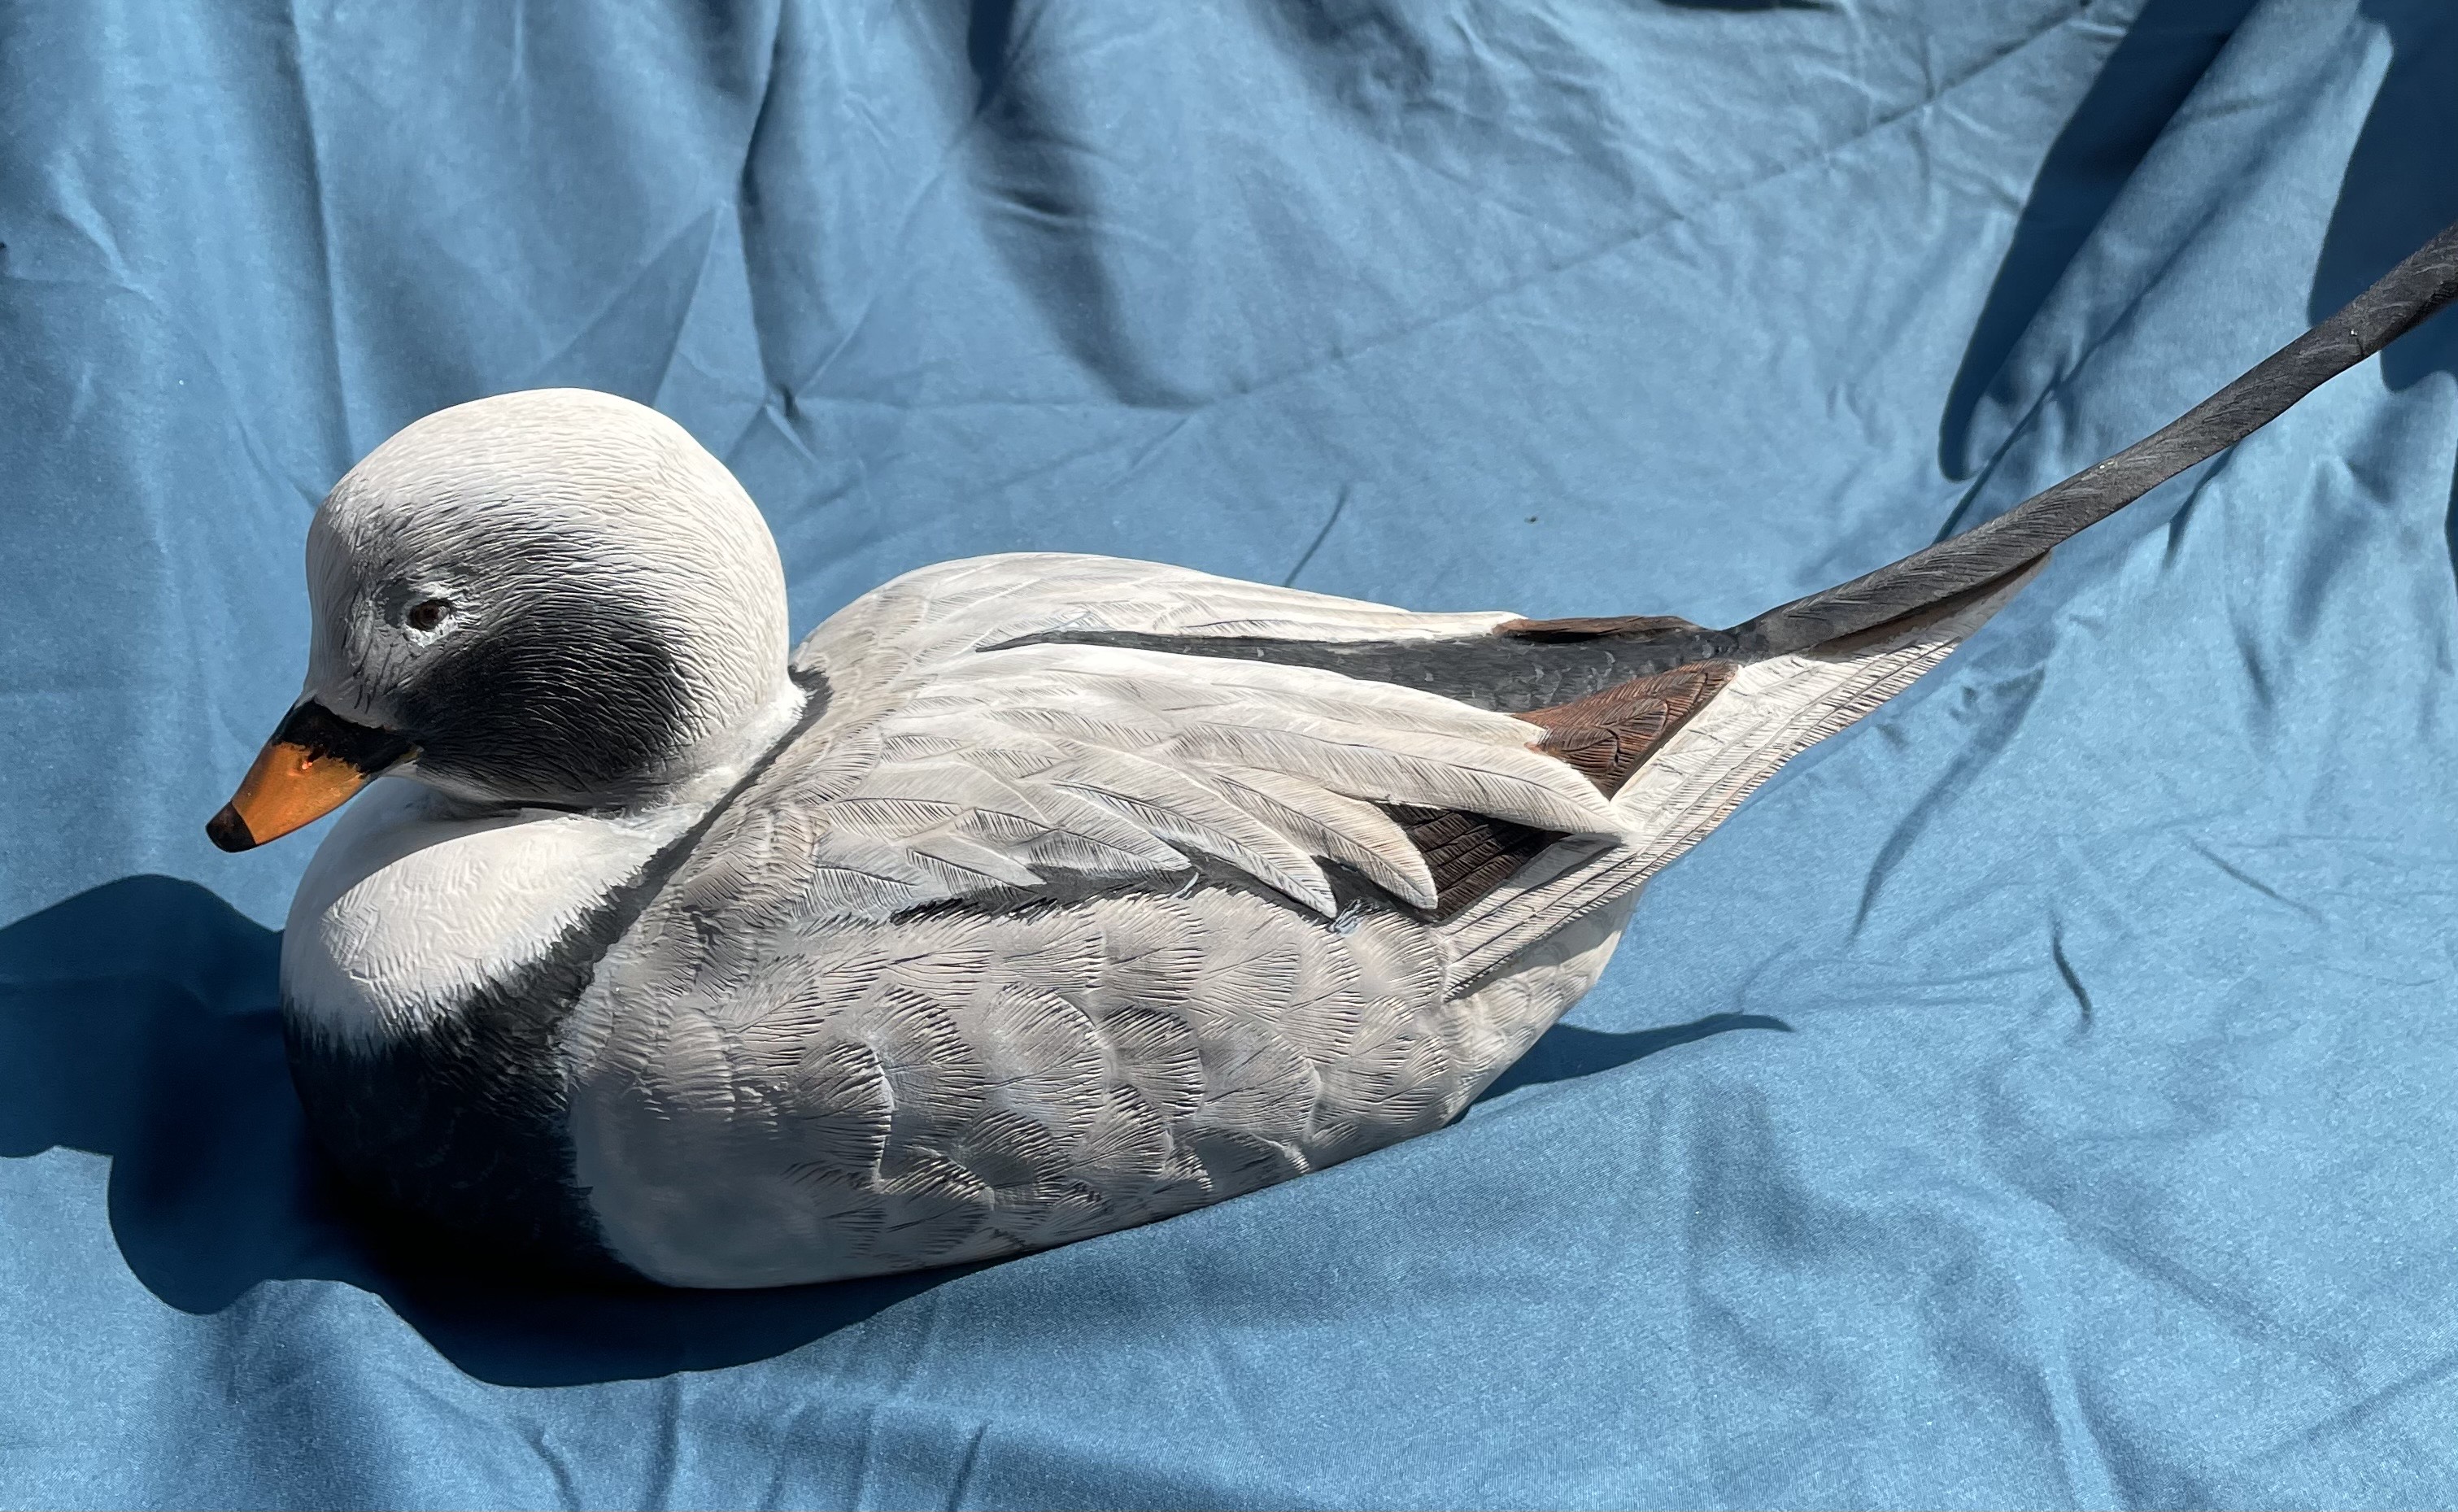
[256, 396, 2005, 1287]
[211, 231, 2458, 1287]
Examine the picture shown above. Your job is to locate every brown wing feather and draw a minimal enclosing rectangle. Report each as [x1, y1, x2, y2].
[1519, 660, 1737, 795]
[1388, 660, 1736, 919]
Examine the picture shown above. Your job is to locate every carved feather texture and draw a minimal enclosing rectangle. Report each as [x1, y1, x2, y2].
[1439, 569, 2037, 987]
[573, 885, 1462, 1285]
[782, 621, 1620, 923]
[550, 554, 2016, 1287]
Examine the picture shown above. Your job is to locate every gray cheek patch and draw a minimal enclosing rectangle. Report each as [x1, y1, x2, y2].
[393, 583, 688, 804]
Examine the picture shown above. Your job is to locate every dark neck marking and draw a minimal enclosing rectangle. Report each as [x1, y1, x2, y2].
[288, 674, 834, 1279]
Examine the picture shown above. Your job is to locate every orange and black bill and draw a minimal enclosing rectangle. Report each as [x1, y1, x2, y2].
[207, 701, 416, 852]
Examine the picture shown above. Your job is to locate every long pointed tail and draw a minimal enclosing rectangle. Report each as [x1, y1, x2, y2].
[1731, 217, 2458, 658]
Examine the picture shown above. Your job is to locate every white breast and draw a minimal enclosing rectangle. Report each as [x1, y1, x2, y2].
[280, 778, 694, 1047]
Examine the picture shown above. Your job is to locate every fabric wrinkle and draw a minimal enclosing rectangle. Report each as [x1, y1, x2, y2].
[4, 0, 2456, 1503]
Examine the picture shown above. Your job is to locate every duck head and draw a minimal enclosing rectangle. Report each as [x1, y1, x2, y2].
[208, 389, 794, 851]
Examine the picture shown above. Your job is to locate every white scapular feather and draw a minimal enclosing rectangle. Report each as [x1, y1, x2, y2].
[1198, 764, 1438, 909]
[780, 636, 1619, 922]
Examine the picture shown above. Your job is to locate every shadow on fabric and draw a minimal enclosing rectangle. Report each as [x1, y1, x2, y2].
[2312, 1, 2458, 392]
[2310, 2, 2458, 577]
[1937, 0, 2260, 482]
[1475, 1013, 1791, 1104]
[0, 874, 1727, 1386]
[1654, 1, 1836, 11]
[0, 876, 954, 1388]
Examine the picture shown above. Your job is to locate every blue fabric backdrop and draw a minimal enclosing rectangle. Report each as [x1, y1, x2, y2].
[3, 1, 2455, 1505]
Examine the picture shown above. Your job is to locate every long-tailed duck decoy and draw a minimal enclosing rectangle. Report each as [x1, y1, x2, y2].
[208, 224, 2458, 1288]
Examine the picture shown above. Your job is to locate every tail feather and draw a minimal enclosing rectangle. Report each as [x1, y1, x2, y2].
[1441, 566, 2038, 986]
[1733, 216, 2458, 657]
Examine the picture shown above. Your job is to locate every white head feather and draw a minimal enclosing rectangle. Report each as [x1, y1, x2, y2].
[303, 388, 795, 809]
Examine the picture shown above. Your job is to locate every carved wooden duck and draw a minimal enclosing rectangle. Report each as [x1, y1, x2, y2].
[208, 227, 2457, 1288]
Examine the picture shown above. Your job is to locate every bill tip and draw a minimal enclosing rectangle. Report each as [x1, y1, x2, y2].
[205, 804, 258, 853]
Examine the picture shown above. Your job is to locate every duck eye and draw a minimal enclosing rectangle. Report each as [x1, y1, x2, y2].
[406, 598, 454, 633]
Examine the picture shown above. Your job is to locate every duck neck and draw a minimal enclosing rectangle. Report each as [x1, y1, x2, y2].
[647, 673, 809, 815]
[280, 675, 812, 1048]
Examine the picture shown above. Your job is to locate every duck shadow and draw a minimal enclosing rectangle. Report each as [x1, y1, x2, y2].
[0, 875, 954, 1388]
[1475, 1012, 1790, 1104]
[2311, 0, 2458, 394]
[1937, 0, 2458, 560]
[2309, 3, 2458, 586]
[1654, 1, 1836, 11]
[0, 874, 1755, 1386]
[1937, 0, 2261, 482]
